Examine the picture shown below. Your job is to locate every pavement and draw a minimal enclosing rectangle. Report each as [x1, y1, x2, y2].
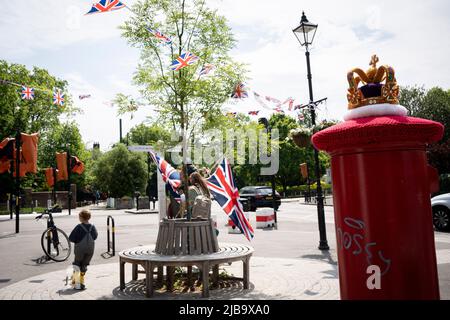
[0, 199, 449, 300]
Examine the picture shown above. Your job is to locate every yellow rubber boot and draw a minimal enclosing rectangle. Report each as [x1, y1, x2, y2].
[80, 272, 86, 290]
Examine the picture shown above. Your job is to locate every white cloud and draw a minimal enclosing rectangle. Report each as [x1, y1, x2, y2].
[0, 0, 138, 58]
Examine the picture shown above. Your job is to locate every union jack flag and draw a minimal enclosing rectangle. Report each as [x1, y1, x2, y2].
[170, 52, 199, 71]
[199, 64, 214, 76]
[149, 151, 181, 201]
[85, 0, 126, 15]
[21, 86, 34, 100]
[207, 158, 254, 241]
[248, 111, 260, 116]
[146, 27, 172, 45]
[53, 89, 65, 106]
[287, 98, 295, 111]
[231, 83, 248, 99]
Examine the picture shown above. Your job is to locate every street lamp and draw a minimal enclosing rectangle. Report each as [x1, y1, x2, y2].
[293, 11, 329, 251]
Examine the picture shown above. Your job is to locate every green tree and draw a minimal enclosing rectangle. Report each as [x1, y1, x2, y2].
[0, 60, 75, 139]
[0, 60, 79, 197]
[119, 0, 247, 198]
[129, 123, 173, 146]
[400, 86, 450, 175]
[119, 0, 246, 146]
[92, 144, 147, 198]
[269, 114, 328, 194]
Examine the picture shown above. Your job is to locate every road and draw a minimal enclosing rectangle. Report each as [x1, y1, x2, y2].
[0, 200, 449, 299]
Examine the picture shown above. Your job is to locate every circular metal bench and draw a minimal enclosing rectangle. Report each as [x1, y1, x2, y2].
[119, 243, 254, 298]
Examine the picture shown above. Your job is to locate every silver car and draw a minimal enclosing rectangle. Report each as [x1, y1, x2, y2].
[431, 193, 450, 232]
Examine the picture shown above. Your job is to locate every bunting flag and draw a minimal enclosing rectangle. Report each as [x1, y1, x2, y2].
[265, 96, 281, 104]
[85, 0, 126, 15]
[146, 27, 172, 45]
[56, 152, 68, 181]
[8, 133, 39, 177]
[70, 156, 85, 174]
[248, 111, 260, 116]
[207, 158, 254, 241]
[53, 89, 65, 106]
[276, 97, 294, 110]
[199, 64, 214, 76]
[44, 168, 56, 187]
[231, 83, 248, 99]
[103, 101, 115, 107]
[288, 98, 295, 111]
[79, 94, 91, 100]
[273, 107, 284, 113]
[20, 133, 39, 175]
[0, 138, 15, 174]
[1, 79, 67, 106]
[170, 52, 199, 71]
[253, 92, 271, 110]
[21, 86, 35, 100]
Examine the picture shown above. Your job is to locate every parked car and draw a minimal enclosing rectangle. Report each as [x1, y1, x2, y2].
[431, 193, 450, 232]
[239, 186, 281, 211]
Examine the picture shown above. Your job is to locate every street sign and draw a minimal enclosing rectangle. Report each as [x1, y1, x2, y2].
[127, 145, 154, 153]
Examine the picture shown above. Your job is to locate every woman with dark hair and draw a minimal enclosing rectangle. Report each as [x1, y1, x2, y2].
[188, 172, 211, 219]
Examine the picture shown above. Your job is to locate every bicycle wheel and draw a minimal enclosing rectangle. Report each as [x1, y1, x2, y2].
[41, 227, 71, 262]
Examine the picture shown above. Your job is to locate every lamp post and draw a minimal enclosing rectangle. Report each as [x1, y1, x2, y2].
[293, 11, 329, 251]
[258, 117, 278, 226]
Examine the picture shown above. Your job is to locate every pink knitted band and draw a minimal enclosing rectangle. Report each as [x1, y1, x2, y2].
[312, 116, 444, 152]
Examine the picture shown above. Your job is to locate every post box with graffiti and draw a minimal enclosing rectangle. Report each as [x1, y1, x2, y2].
[312, 55, 444, 300]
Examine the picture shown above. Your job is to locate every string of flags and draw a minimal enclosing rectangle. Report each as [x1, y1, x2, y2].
[0, 79, 66, 107]
[3, 1, 315, 120]
[84, 1, 210, 75]
[229, 82, 308, 117]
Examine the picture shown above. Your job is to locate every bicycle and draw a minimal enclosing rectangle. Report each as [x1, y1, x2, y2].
[36, 209, 71, 262]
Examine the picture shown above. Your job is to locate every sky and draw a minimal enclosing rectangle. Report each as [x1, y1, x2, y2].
[1, 0, 449, 151]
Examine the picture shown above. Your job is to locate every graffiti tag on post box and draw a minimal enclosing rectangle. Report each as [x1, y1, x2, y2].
[336, 217, 391, 276]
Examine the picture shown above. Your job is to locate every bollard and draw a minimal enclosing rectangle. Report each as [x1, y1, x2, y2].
[107, 215, 115, 256]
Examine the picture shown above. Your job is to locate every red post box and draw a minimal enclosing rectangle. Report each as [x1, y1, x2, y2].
[311, 55, 444, 299]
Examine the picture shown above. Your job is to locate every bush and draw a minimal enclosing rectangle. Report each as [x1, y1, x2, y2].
[92, 144, 147, 198]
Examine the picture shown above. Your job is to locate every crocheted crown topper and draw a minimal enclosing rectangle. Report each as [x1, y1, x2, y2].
[347, 55, 399, 109]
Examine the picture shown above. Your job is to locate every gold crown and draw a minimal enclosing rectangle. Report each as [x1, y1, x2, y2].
[347, 55, 399, 109]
